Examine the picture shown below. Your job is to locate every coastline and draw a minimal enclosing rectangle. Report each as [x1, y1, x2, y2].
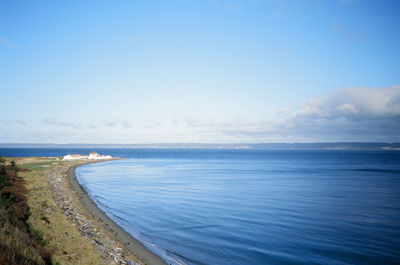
[67, 161, 168, 265]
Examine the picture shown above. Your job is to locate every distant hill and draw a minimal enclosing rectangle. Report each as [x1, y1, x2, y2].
[0, 142, 399, 150]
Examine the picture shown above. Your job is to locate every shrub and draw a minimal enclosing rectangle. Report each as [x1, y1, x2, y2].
[29, 226, 49, 247]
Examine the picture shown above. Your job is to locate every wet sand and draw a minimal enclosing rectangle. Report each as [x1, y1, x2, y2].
[68, 163, 167, 265]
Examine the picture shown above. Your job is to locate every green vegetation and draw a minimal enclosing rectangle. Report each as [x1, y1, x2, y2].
[10, 160, 18, 173]
[0, 156, 53, 265]
[29, 225, 49, 246]
[18, 161, 61, 171]
[0, 158, 10, 190]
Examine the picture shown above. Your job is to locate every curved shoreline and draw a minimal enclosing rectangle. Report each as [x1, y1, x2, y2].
[68, 163, 168, 265]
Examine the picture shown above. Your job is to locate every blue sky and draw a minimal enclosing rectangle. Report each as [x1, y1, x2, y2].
[1, 0, 399, 143]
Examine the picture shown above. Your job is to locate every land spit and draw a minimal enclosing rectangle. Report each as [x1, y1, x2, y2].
[13, 157, 167, 265]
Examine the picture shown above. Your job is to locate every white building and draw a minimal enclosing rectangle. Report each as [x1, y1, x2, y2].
[63, 151, 112, 160]
[88, 151, 112, 160]
[63, 154, 88, 160]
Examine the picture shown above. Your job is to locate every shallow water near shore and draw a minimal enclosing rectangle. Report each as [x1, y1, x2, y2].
[72, 149, 400, 265]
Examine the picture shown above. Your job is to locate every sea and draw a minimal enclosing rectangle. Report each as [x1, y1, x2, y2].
[1, 148, 400, 264]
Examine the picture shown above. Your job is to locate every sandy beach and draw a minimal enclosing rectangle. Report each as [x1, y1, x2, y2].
[67, 162, 167, 265]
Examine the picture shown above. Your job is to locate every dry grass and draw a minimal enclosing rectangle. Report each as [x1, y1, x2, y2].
[18, 159, 106, 265]
[0, 219, 45, 265]
[0, 157, 49, 265]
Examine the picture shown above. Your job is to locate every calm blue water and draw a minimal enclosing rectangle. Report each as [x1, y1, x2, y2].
[1, 148, 400, 264]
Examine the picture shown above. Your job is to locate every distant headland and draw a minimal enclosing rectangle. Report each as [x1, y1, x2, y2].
[0, 142, 399, 150]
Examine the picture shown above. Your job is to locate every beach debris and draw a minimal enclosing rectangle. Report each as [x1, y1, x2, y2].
[113, 247, 124, 254]
[112, 253, 127, 264]
[46, 162, 139, 265]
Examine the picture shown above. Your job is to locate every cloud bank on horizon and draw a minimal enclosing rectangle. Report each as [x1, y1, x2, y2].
[1, 86, 399, 143]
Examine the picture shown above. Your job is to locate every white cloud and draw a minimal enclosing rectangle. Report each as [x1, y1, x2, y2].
[298, 104, 321, 116]
[297, 86, 400, 119]
[0, 119, 27, 126]
[210, 86, 400, 142]
[336, 103, 358, 114]
[282, 86, 400, 141]
[42, 118, 133, 130]
[43, 118, 81, 129]
[102, 119, 133, 128]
